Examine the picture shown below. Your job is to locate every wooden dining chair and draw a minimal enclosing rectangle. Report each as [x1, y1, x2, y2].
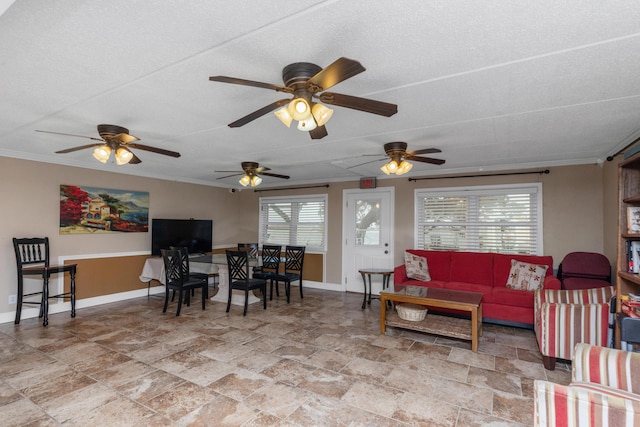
[12, 237, 77, 326]
[226, 250, 267, 316]
[161, 248, 207, 316]
[272, 245, 305, 303]
[252, 244, 282, 300]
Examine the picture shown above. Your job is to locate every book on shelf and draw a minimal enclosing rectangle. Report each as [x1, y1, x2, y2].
[628, 207, 640, 234]
[622, 302, 640, 318]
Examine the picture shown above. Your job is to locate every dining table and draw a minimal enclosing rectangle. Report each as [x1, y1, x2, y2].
[139, 254, 261, 306]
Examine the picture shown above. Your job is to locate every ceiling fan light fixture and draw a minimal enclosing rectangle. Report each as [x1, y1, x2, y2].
[396, 160, 413, 175]
[115, 146, 134, 165]
[274, 107, 293, 127]
[311, 103, 333, 127]
[251, 175, 262, 187]
[239, 175, 251, 187]
[297, 116, 317, 131]
[93, 145, 111, 163]
[288, 98, 311, 121]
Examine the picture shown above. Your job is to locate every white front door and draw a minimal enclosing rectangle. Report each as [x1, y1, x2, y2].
[342, 188, 394, 294]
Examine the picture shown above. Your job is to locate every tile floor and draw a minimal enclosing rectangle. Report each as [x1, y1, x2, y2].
[0, 288, 571, 426]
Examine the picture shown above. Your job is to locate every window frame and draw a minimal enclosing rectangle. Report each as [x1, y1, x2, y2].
[258, 194, 328, 253]
[414, 183, 543, 254]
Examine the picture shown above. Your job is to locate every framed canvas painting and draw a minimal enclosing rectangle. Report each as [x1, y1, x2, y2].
[60, 185, 149, 234]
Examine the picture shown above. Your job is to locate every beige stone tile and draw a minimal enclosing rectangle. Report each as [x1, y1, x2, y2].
[407, 340, 451, 359]
[128, 340, 182, 364]
[117, 369, 186, 403]
[341, 380, 404, 418]
[305, 349, 351, 372]
[146, 380, 219, 421]
[178, 394, 261, 426]
[467, 365, 522, 395]
[20, 370, 96, 405]
[392, 391, 460, 426]
[92, 359, 158, 387]
[448, 346, 496, 370]
[63, 396, 171, 426]
[340, 357, 394, 385]
[3, 359, 72, 390]
[495, 355, 548, 380]
[0, 397, 50, 426]
[457, 408, 529, 427]
[249, 381, 310, 419]
[492, 390, 535, 425]
[40, 383, 121, 423]
[260, 358, 317, 386]
[296, 368, 355, 399]
[199, 341, 254, 362]
[207, 369, 272, 401]
[287, 393, 398, 427]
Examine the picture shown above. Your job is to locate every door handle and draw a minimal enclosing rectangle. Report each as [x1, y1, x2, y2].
[384, 250, 388, 254]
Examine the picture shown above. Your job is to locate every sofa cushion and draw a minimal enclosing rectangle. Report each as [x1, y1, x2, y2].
[506, 260, 548, 291]
[406, 250, 451, 281]
[494, 253, 553, 288]
[404, 251, 430, 281]
[491, 287, 535, 308]
[449, 251, 494, 286]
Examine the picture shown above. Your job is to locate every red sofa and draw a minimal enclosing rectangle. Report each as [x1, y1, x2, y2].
[394, 250, 562, 327]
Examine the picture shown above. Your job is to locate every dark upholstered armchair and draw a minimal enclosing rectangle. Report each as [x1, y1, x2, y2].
[557, 252, 611, 290]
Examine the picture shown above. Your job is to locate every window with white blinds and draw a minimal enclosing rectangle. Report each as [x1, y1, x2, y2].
[415, 183, 543, 255]
[259, 195, 327, 252]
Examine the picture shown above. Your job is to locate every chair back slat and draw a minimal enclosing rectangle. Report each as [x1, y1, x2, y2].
[260, 245, 282, 272]
[285, 246, 305, 273]
[227, 250, 249, 282]
[161, 249, 184, 285]
[13, 237, 49, 267]
[170, 246, 191, 277]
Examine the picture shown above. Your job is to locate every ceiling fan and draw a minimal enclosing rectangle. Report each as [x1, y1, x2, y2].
[354, 142, 445, 175]
[209, 57, 398, 140]
[216, 161, 290, 187]
[36, 124, 181, 165]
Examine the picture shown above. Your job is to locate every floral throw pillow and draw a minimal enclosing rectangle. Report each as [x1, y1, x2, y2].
[506, 259, 548, 291]
[404, 252, 431, 281]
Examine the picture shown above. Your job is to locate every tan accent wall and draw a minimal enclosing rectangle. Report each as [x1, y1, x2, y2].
[0, 155, 616, 316]
[64, 255, 150, 299]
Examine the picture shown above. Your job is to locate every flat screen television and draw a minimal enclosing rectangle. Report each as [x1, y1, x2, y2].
[151, 219, 213, 256]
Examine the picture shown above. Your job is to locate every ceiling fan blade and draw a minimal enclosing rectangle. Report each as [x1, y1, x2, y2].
[408, 148, 442, 156]
[255, 166, 271, 173]
[261, 172, 290, 180]
[407, 155, 446, 165]
[309, 125, 328, 140]
[128, 153, 142, 164]
[307, 57, 366, 91]
[318, 92, 398, 117]
[127, 143, 181, 158]
[113, 133, 140, 144]
[209, 76, 292, 93]
[216, 172, 243, 180]
[55, 143, 104, 154]
[228, 99, 291, 128]
[36, 129, 104, 142]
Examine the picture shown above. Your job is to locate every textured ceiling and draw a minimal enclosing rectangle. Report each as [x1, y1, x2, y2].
[1, 1, 639, 188]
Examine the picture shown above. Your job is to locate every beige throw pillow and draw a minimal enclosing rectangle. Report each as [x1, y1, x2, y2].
[506, 259, 548, 291]
[405, 252, 431, 281]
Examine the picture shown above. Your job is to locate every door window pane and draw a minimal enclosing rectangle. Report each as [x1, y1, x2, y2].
[355, 199, 380, 246]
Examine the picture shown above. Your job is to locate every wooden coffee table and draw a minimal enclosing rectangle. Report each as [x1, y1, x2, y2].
[380, 286, 483, 352]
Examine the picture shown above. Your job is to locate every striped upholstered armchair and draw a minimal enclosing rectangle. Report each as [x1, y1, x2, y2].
[534, 344, 640, 426]
[534, 286, 615, 370]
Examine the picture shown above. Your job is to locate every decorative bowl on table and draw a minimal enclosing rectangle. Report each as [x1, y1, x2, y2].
[396, 303, 427, 321]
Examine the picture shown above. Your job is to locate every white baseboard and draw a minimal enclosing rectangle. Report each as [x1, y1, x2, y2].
[0, 281, 343, 325]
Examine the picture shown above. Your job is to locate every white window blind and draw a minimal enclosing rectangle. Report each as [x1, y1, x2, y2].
[415, 183, 542, 254]
[259, 195, 327, 252]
